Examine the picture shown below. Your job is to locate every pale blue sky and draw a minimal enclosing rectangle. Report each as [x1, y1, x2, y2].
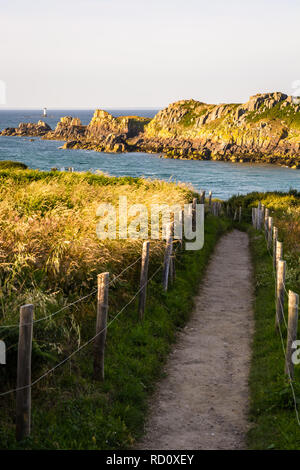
[0, 0, 299, 108]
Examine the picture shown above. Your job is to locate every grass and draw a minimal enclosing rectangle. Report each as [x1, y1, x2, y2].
[0, 169, 193, 302]
[0, 161, 28, 170]
[247, 227, 300, 449]
[229, 190, 300, 294]
[0, 168, 231, 449]
[179, 103, 208, 128]
[245, 102, 300, 130]
[228, 191, 300, 449]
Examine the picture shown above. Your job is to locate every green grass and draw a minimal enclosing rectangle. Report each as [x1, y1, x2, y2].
[0, 161, 28, 170]
[0, 168, 144, 186]
[228, 190, 300, 295]
[0, 167, 231, 449]
[247, 226, 300, 449]
[0, 215, 230, 450]
[245, 102, 300, 130]
[179, 107, 207, 128]
[228, 191, 300, 448]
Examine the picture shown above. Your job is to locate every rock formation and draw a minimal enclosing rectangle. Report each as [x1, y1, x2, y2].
[138, 92, 300, 166]
[1, 120, 51, 137]
[45, 116, 85, 141]
[86, 110, 149, 139]
[47, 111, 150, 153]
[1, 93, 300, 166]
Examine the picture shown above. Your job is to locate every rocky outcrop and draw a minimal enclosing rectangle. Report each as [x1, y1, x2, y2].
[0, 111, 149, 153]
[1, 121, 51, 137]
[138, 92, 300, 166]
[45, 116, 86, 141]
[61, 133, 127, 153]
[52, 111, 150, 152]
[74, 110, 151, 152]
[0, 110, 149, 152]
[86, 110, 149, 139]
[1, 93, 300, 165]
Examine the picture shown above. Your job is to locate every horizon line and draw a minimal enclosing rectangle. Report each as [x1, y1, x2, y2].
[0, 106, 162, 111]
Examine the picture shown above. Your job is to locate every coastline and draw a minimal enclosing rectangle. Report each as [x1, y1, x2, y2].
[1, 132, 299, 170]
[1, 91, 300, 169]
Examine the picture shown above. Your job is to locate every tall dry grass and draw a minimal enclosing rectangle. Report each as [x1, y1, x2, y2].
[0, 169, 194, 327]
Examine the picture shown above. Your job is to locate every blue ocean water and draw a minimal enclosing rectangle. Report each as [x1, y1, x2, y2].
[0, 109, 300, 199]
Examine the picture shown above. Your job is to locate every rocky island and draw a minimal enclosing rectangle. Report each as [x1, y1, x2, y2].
[2, 92, 300, 167]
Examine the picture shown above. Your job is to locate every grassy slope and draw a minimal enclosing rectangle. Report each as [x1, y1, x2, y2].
[229, 191, 300, 449]
[147, 99, 300, 134]
[245, 102, 300, 130]
[0, 169, 231, 449]
[247, 227, 300, 449]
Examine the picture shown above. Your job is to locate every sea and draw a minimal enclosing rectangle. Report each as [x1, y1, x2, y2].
[0, 108, 299, 200]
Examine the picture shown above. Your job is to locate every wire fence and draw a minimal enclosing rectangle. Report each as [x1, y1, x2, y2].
[4, 195, 298, 442]
[0, 200, 204, 441]
[0, 263, 163, 399]
[0, 255, 142, 330]
[251, 203, 300, 427]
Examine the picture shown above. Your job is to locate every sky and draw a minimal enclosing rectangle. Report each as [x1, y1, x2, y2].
[0, 0, 299, 108]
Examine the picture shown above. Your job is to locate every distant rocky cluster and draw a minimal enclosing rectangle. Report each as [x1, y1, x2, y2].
[1, 120, 51, 137]
[1, 92, 300, 167]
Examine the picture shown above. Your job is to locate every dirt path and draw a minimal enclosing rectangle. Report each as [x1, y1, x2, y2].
[138, 230, 254, 450]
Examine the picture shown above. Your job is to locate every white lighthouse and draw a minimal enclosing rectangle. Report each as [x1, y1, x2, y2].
[43, 107, 47, 117]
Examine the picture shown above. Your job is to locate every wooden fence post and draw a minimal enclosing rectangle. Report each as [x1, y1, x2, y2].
[192, 197, 197, 230]
[275, 260, 286, 331]
[267, 216, 273, 249]
[94, 272, 109, 381]
[258, 206, 262, 230]
[16, 304, 34, 442]
[260, 205, 264, 230]
[264, 208, 269, 238]
[169, 251, 175, 285]
[233, 208, 237, 221]
[276, 241, 283, 272]
[200, 190, 206, 204]
[138, 241, 150, 321]
[208, 191, 212, 209]
[162, 223, 173, 291]
[285, 290, 299, 379]
[273, 227, 278, 269]
[258, 204, 263, 230]
[170, 220, 176, 284]
[239, 206, 242, 223]
[256, 202, 261, 230]
[178, 209, 184, 250]
[226, 203, 230, 218]
[253, 207, 257, 228]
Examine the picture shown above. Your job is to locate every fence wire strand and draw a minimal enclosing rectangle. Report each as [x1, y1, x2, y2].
[254, 206, 300, 427]
[266, 242, 288, 329]
[0, 256, 142, 330]
[0, 263, 162, 398]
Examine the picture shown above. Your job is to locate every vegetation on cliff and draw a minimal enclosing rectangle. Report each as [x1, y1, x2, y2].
[1, 92, 299, 165]
[142, 93, 300, 164]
